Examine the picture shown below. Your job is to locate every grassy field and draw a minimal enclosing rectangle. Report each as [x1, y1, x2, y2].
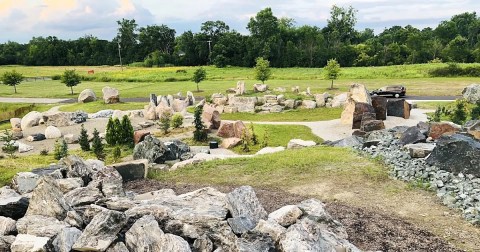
[221, 108, 342, 122]
[0, 64, 477, 98]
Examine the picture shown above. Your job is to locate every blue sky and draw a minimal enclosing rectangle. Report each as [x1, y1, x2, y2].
[0, 0, 478, 43]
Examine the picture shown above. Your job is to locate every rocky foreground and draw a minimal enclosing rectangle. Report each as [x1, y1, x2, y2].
[0, 156, 360, 252]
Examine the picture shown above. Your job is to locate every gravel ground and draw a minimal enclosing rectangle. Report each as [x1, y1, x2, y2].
[125, 180, 462, 252]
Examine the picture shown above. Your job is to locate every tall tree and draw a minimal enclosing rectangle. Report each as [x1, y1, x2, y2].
[247, 8, 280, 63]
[1, 70, 23, 93]
[61, 69, 81, 95]
[116, 18, 139, 64]
[138, 24, 176, 57]
[324, 59, 341, 89]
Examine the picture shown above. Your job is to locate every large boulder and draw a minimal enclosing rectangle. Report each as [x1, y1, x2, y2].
[253, 83, 268, 92]
[301, 100, 317, 109]
[399, 126, 427, 146]
[172, 99, 188, 112]
[387, 99, 411, 119]
[26, 176, 72, 219]
[102, 86, 120, 104]
[72, 210, 127, 251]
[462, 84, 480, 103]
[45, 126, 62, 139]
[53, 227, 82, 252]
[110, 159, 148, 181]
[12, 172, 40, 194]
[371, 96, 387, 120]
[16, 215, 69, 238]
[331, 93, 348, 108]
[229, 97, 257, 113]
[164, 140, 190, 161]
[349, 83, 372, 104]
[236, 81, 246, 95]
[143, 102, 157, 120]
[360, 118, 385, 132]
[211, 93, 228, 106]
[0, 216, 16, 235]
[20, 111, 42, 130]
[10, 118, 21, 130]
[134, 130, 150, 145]
[405, 143, 436, 158]
[341, 102, 375, 128]
[268, 205, 303, 227]
[42, 111, 88, 127]
[226, 186, 267, 225]
[0, 187, 29, 219]
[10, 234, 52, 252]
[426, 134, 480, 176]
[78, 89, 96, 103]
[64, 186, 104, 207]
[428, 122, 461, 140]
[217, 121, 246, 139]
[202, 104, 221, 129]
[133, 135, 168, 164]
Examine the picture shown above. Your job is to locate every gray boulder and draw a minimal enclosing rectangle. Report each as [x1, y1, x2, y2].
[78, 89, 97, 103]
[133, 135, 168, 163]
[107, 242, 129, 252]
[227, 216, 256, 235]
[12, 172, 40, 194]
[26, 176, 71, 220]
[125, 215, 164, 251]
[426, 134, 480, 176]
[0, 187, 29, 219]
[165, 140, 191, 161]
[0, 235, 15, 251]
[328, 136, 364, 148]
[102, 86, 120, 104]
[399, 126, 426, 146]
[72, 210, 127, 251]
[253, 219, 286, 243]
[92, 166, 125, 198]
[16, 215, 69, 238]
[60, 155, 96, 184]
[64, 186, 104, 207]
[268, 205, 303, 227]
[110, 159, 148, 182]
[20, 111, 42, 130]
[238, 232, 276, 252]
[193, 235, 213, 252]
[462, 84, 480, 103]
[226, 186, 267, 225]
[10, 234, 52, 252]
[0, 216, 16, 235]
[56, 178, 84, 194]
[53, 227, 82, 252]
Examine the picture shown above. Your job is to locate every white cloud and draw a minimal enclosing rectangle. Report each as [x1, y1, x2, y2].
[0, 0, 479, 42]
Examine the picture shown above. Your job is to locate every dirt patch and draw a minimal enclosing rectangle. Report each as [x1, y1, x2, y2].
[125, 180, 462, 252]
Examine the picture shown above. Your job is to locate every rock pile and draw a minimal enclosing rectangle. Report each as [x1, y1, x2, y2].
[0, 157, 360, 251]
[329, 121, 480, 225]
[143, 93, 190, 120]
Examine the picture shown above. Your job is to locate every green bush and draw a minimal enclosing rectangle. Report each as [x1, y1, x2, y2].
[471, 101, 480, 120]
[53, 139, 68, 160]
[112, 146, 121, 162]
[171, 114, 184, 128]
[79, 124, 90, 151]
[193, 106, 207, 142]
[91, 128, 105, 160]
[451, 99, 468, 125]
[51, 75, 61, 80]
[429, 63, 480, 77]
[0, 130, 17, 158]
[159, 111, 172, 134]
[120, 115, 134, 147]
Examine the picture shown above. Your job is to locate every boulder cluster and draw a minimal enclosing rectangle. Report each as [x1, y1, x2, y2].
[143, 92, 194, 120]
[329, 120, 480, 225]
[0, 155, 359, 251]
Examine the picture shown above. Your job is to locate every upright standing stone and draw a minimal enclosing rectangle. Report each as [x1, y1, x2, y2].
[149, 94, 157, 106]
[387, 99, 411, 119]
[371, 96, 387, 120]
[236, 81, 246, 95]
[102, 86, 120, 104]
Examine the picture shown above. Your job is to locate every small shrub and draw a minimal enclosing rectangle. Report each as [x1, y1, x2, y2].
[193, 106, 207, 142]
[249, 123, 258, 145]
[159, 111, 172, 134]
[105, 117, 116, 146]
[40, 148, 49, 156]
[171, 114, 184, 128]
[1, 130, 17, 158]
[53, 139, 68, 160]
[112, 146, 121, 163]
[428, 107, 443, 122]
[240, 128, 250, 153]
[451, 99, 468, 125]
[261, 129, 270, 148]
[51, 75, 61, 80]
[471, 101, 480, 120]
[91, 128, 105, 160]
[78, 124, 90, 151]
[120, 115, 134, 148]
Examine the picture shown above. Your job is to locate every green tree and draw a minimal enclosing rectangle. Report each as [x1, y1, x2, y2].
[249, 123, 258, 145]
[113, 117, 122, 144]
[159, 110, 172, 134]
[105, 117, 116, 146]
[1, 130, 17, 158]
[254, 57, 272, 83]
[192, 67, 206, 92]
[61, 69, 81, 95]
[247, 8, 280, 61]
[193, 106, 207, 142]
[78, 124, 90, 151]
[91, 128, 105, 160]
[451, 99, 468, 125]
[1, 70, 23, 93]
[324, 59, 341, 89]
[120, 115, 134, 147]
[112, 146, 121, 163]
[442, 35, 471, 62]
[53, 139, 68, 160]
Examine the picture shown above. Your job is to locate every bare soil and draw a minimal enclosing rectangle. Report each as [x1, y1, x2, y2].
[125, 180, 463, 252]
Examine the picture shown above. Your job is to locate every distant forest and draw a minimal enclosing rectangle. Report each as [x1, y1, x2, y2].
[0, 6, 479, 68]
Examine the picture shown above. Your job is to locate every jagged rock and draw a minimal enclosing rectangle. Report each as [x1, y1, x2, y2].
[464, 120, 480, 140]
[0, 216, 16, 235]
[10, 234, 52, 252]
[17, 215, 69, 238]
[10, 118, 21, 129]
[229, 97, 257, 113]
[202, 104, 221, 129]
[89, 109, 115, 119]
[287, 139, 316, 149]
[268, 205, 303, 227]
[220, 138, 242, 149]
[164, 140, 190, 161]
[253, 219, 286, 243]
[253, 83, 268, 92]
[0, 235, 15, 251]
[212, 93, 228, 106]
[125, 204, 172, 224]
[133, 135, 168, 164]
[21, 111, 42, 130]
[45, 125, 62, 139]
[205, 221, 239, 251]
[426, 134, 480, 176]
[78, 89, 97, 103]
[56, 178, 84, 194]
[227, 217, 256, 235]
[107, 242, 129, 252]
[110, 159, 148, 181]
[186, 91, 196, 106]
[12, 172, 40, 194]
[72, 210, 127, 251]
[462, 84, 480, 103]
[0, 187, 29, 219]
[144, 102, 157, 120]
[328, 136, 364, 148]
[193, 235, 214, 252]
[64, 186, 104, 207]
[102, 86, 120, 104]
[134, 189, 176, 201]
[226, 186, 267, 224]
[371, 96, 387, 120]
[60, 155, 95, 184]
[428, 122, 461, 140]
[26, 133, 46, 142]
[301, 100, 316, 109]
[297, 198, 347, 239]
[238, 232, 276, 252]
[405, 143, 436, 158]
[347, 102, 375, 129]
[125, 215, 164, 251]
[217, 121, 246, 139]
[92, 166, 125, 198]
[64, 211, 84, 228]
[360, 118, 385, 132]
[387, 99, 411, 119]
[80, 205, 108, 225]
[331, 93, 348, 108]
[53, 227, 82, 252]
[399, 126, 426, 146]
[104, 198, 136, 211]
[42, 111, 87, 127]
[26, 176, 71, 219]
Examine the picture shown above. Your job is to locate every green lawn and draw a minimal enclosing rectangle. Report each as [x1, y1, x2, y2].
[221, 108, 342, 122]
[59, 101, 147, 113]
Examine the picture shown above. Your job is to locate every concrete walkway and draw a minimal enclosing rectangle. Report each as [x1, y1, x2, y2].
[0, 97, 72, 104]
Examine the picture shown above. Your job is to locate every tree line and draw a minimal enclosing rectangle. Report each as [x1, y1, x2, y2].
[1, 6, 479, 68]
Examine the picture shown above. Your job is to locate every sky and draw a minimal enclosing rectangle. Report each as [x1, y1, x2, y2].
[0, 0, 479, 43]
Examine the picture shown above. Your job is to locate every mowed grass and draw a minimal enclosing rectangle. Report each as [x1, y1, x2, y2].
[231, 124, 323, 154]
[150, 146, 388, 187]
[221, 108, 342, 122]
[59, 101, 147, 113]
